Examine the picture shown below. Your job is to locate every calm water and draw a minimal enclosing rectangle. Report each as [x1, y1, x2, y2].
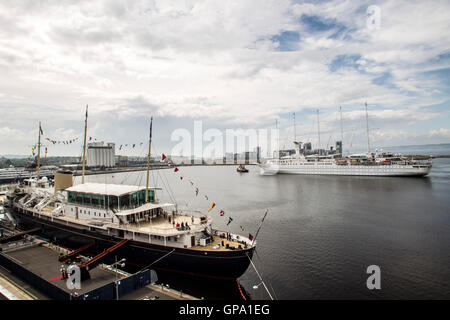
[76, 158, 450, 300]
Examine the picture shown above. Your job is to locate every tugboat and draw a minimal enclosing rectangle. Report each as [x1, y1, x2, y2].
[6, 107, 255, 280]
[237, 165, 249, 173]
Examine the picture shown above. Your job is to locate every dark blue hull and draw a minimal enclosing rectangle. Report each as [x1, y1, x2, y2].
[12, 209, 254, 280]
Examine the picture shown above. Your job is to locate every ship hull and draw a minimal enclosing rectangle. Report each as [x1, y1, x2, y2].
[11, 208, 254, 280]
[259, 164, 431, 177]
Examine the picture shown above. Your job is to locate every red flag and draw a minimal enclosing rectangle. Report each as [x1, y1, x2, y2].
[220, 210, 224, 216]
[249, 234, 254, 241]
[162, 154, 166, 160]
[180, 176, 183, 180]
[174, 167, 179, 172]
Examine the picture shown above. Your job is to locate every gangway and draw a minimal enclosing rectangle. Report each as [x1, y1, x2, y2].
[59, 242, 95, 262]
[0, 227, 41, 244]
[79, 239, 129, 280]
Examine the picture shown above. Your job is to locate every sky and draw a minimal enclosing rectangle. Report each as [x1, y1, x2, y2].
[0, 0, 449, 158]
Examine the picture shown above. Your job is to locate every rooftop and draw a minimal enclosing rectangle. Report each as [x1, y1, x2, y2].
[66, 183, 160, 196]
[115, 202, 174, 216]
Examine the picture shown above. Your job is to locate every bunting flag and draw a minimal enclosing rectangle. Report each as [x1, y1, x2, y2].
[249, 234, 254, 241]
[43, 137, 79, 145]
[162, 154, 166, 161]
[166, 161, 253, 232]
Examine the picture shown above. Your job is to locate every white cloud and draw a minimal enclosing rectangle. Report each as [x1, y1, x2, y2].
[0, 0, 448, 155]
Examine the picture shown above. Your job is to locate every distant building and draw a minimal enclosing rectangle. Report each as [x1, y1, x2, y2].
[335, 141, 343, 154]
[303, 142, 312, 151]
[116, 155, 128, 167]
[276, 149, 296, 158]
[255, 146, 261, 163]
[225, 153, 234, 164]
[87, 142, 115, 168]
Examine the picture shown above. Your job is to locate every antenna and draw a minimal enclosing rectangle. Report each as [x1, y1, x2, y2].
[364, 102, 371, 154]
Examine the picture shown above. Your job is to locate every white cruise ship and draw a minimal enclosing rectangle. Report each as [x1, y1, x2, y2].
[260, 104, 432, 177]
[259, 146, 432, 177]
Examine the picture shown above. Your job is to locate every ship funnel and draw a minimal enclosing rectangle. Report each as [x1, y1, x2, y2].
[294, 141, 302, 156]
[54, 170, 73, 195]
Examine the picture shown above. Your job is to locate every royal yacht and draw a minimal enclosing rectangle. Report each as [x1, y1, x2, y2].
[5, 109, 255, 280]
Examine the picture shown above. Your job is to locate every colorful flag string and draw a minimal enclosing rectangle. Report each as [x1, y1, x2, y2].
[159, 153, 255, 232]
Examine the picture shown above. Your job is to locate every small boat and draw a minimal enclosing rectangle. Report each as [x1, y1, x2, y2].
[237, 165, 249, 173]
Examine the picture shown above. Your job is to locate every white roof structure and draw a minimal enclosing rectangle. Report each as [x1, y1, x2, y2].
[66, 183, 160, 196]
[114, 202, 174, 216]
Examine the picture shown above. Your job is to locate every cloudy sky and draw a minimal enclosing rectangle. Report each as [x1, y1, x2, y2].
[0, 0, 449, 157]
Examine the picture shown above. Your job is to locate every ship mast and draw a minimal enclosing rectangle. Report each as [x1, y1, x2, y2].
[145, 116, 153, 203]
[340, 106, 344, 155]
[37, 121, 42, 181]
[317, 109, 321, 154]
[275, 118, 279, 159]
[364, 102, 371, 154]
[81, 105, 88, 184]
[293, 112, 296, 142]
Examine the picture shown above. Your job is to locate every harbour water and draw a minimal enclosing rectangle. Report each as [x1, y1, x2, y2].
[74, 155, 450, 299]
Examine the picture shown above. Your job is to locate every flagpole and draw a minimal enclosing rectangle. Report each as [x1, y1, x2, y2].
[251, 210, 268, 246]
[145, 116, 153, 203]
[81, 105, 88, 184]
[37, 121, 41, 181]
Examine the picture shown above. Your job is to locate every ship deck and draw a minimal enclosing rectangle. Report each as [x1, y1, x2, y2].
[18, 199, 252, 251]
[190, 235, 251, 251]
[133, 214, 203, 234]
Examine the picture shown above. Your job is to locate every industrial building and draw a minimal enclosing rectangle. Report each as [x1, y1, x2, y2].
[87, 142, 115, 168]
